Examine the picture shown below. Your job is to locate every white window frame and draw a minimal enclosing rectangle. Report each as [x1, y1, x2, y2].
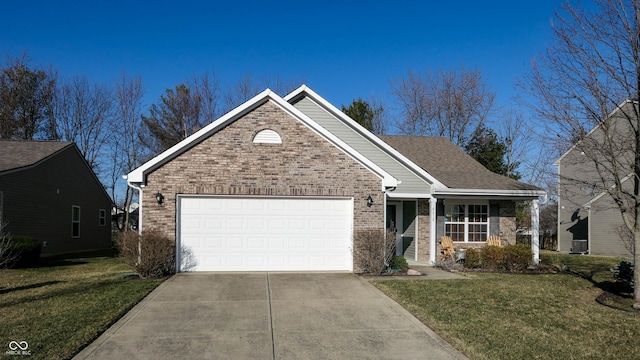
[444, 201, 490, 243]
[99, 209, 106, 226]
[72, 206, 81, 238]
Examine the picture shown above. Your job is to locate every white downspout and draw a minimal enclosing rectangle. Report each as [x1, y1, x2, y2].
[429, 198, 437, 265]
[531, 198, 540, 265]
[125, 177, 143, 265]
[125, 181, 143, 235]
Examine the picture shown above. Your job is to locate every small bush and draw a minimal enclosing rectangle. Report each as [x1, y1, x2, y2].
[354, 229, 394, 274]
[464, 248, 482, 269]
[391, 255, 409, 270]
[1, 235, 41, 268]
[611, 260, 634, 293]
[481, 245, 505, 270]
[504, 244, 532, 271]
[115, 230, 175, 278]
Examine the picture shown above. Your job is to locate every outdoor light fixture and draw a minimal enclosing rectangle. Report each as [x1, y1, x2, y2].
[155, 192, 164, 206]
[367, 194, 373, 207]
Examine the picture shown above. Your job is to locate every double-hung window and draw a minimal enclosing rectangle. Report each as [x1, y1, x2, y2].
[72, 206, 81, 238]
[444, 203, 489, 242]
[99, 209, 106, 226]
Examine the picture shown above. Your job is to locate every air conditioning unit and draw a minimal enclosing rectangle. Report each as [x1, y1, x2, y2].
[571, 239, 588, 254]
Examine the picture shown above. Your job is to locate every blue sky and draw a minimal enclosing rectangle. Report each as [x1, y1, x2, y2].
[2, 0, 564, 121]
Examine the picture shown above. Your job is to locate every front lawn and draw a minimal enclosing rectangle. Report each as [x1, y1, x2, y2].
[0, 251, 163, 360]
[373, 253, 640, 360]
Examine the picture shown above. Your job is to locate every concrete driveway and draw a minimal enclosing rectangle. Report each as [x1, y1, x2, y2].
[74, 273, 467, 359]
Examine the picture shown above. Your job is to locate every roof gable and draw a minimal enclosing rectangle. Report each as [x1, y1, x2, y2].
[0, 140, 73, 173]
[555, 99, 638, 165]
[127, 88, 397, 188]
[285, 86, 445, 191]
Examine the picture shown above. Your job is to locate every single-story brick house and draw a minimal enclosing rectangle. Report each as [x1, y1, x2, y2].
[126, 86, 545, 272]
[0, 141, 113, 256]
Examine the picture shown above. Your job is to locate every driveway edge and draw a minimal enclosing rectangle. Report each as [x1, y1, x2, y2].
[72, 276, 174, 359]
[358, 276, 469, 360]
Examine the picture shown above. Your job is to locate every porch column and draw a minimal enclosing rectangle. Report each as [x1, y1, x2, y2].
[430, 197, 437, 265]
[531, 198, 540, 265]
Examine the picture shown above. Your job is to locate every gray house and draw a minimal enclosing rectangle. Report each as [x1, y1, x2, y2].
[126, 86, 545, 272]
[556, 100, 637, 258]
[0, 141, 113, 256]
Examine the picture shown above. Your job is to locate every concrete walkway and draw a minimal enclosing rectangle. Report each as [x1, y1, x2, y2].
[74, 273, 467, 360]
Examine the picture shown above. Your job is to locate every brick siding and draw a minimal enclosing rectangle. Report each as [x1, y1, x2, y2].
[416, 199, 431, 262]
[142, 100, 384, 272]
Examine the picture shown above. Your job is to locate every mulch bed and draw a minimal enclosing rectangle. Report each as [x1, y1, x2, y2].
[596, 291, 639, 313]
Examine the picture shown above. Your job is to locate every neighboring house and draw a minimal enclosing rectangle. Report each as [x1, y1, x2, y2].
[0, 141, 113, 256]
[556, 100, 637, 258]
[126, 86, 545, 272]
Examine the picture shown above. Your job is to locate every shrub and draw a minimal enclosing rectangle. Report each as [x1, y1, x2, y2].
[354, 229, 394, 274]
[0, 235, 41, 268]
[481, 245, 505, 270]
[611, 260, 634, 294]
[391, 255, 409, 270]
[503, 244, 532, 271]
[464, 248, 482, 269]
[115, 230, 176, 278]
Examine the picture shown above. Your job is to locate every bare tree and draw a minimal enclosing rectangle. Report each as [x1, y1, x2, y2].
[370, 96, 388, 135]
[497, 110, 532, 182]
[53, 76, 114, 172]
[518, 0, 640, 307]
[190, 71, 220, 125]
[222, 73, 303, 114]
[109, 73, 145, 227]
[0, 228, 19, 269]
[391, 66, 496, 148]
[0, 54, 56, 140]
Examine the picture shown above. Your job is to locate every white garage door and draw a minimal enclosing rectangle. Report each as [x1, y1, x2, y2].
[178, 196, 353, 271]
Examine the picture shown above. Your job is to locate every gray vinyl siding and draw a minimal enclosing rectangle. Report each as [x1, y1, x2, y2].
[590, 193, 632, 258]
[557, 148, 601, 253]
[0, 146, 112, 256]
[556, 108, 635, 257]
[292, 97, 431, 195]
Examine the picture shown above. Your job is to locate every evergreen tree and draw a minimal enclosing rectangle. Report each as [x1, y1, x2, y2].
[465, 125, 521, 180]
[140, 84, 203, 154]
[341, 98, 383, 133]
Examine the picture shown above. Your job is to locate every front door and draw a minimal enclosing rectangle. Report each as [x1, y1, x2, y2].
[386, 202, 403, 256]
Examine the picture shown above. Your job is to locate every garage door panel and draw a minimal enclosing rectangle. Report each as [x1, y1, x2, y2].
[178, 197, 353, 271]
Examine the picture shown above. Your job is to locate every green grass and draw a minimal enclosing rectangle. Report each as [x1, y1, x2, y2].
[373, 253, 639, 360]
[0, 251, 163, 360]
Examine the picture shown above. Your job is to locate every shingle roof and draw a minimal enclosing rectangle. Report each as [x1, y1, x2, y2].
[377, 135, 541, 191]
[0, 140, 73, 173]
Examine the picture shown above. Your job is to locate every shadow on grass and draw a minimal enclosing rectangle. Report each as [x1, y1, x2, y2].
[563, 268, 618, 292]
[0, 277, 122, 308]
[37, 248, 118, 268]
[0, 280, 64, 295]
